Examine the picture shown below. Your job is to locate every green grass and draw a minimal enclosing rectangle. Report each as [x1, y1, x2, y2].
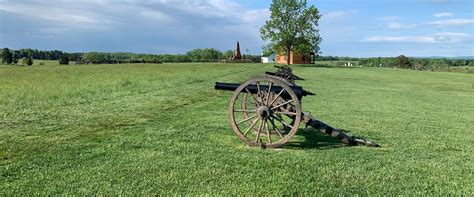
[313, 60, 359, 67]
[1, 62, 473, 195]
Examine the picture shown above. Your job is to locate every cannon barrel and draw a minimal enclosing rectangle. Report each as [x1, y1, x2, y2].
[264, 71, 305, 80]
[215, 82, 314, 100]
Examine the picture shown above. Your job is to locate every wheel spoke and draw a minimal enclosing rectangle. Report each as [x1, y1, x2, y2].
[273, 111, 298, 116]
[265, 120, 272, 143]
[245, 88, 259, 105]
[271, 114, 293, 129]
[269, 88, 285, 106]
[243, 118, 259, 136]
[234, 109, 256, 113]
[265, 82, 272, 106]
[243, 96, 258, 110]
[271, 99, 294, 110]
[237, 114, 257, 125]
[255, 119, 264, 143]
[256, 82, 261, 95]
[269, 118, 285, 139]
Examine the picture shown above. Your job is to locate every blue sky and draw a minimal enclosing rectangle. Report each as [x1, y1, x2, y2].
[0, 0, 473, 57]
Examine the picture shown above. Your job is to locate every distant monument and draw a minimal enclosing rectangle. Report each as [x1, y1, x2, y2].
[232, 41, 242, 60]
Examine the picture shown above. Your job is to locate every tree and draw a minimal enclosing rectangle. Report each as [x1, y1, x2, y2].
[186, 48, 222, 62]
[394, 55, 413, 69]
[83, 52, 106, 64]
[202, 48, 222, 62]
[260, 0, 322, 65]
[26, 57, 33, 66]
[18, 57, 27, 66]
[2, 48, 13, 64]
[223, 50, 234, 60]
[261, 45, 275, 57]
[59, 54, 69, 65]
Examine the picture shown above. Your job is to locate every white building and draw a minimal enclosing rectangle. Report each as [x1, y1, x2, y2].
[261, 54, 276, 63]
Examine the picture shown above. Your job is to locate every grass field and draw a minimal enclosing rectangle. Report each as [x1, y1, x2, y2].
[1, 62, 473, 195]
[313, 60, 359, 67]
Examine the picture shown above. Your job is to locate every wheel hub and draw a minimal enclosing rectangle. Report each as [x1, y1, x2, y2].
[257, 106, 271, 119]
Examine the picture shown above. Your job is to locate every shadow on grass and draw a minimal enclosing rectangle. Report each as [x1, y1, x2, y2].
[283, 128, 345, 150]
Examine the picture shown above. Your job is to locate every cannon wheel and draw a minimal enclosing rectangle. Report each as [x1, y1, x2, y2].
[228, 76, 302, 148]
[240, 75, 296, 133]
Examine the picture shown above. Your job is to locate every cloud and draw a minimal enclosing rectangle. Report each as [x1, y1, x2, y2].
[139, 9, 175, 23]
[241, 9, 269, 26]
[322, 10, 358, 21]
[433, 12, 453, 17]
[427, 18, 474, 26]
[0, 3, 102, 24]
[388, 22, 417, 29]
[361, 32, 473, 43]
[0, 0, 270, 54]
[165, 0, 241, 18]
[0, 1, 117, 34]
[3, 0, 470, 57]
[361, 36, 434, 43]
[433, 32, 472, 43]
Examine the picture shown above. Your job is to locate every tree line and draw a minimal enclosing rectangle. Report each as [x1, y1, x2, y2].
[310, 55, 473, 68]
[2, 48, 472, 71]
[1, 48, 261, 65]
[359, 55, 474, 71]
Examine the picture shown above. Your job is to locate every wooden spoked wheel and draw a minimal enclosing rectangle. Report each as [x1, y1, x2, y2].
[240, 76, 296, 134]
[228, 76, 302, 148]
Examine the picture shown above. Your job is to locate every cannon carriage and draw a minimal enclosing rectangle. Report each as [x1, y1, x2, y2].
[215, 65, 379, 148]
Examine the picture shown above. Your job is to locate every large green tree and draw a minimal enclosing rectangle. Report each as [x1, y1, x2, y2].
[59, 54, 70, 65]
[83, 52, 106, 64]
[2, 48, 13, 64]
[394, 55, 413, 69]
[260, 0, 322, 65]
[26, 57, 33, 66]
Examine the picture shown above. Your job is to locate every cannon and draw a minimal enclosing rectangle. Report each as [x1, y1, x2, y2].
[215, 65, 379, 148]
[214, 82, 314, 100]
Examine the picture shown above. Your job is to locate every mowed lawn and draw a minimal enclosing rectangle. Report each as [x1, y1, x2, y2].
[1, 62, 472, 195]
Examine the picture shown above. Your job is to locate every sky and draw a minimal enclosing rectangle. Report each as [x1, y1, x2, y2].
[0, 0, 473, 57]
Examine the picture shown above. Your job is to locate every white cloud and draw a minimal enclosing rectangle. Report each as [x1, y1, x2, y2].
[139, 9, 174, 23]
[241, 9, 270, 26]
[0, 3, 103, 24]
[427, 18, 474, 26]
[38, 28, 69, 34]
[208, 0, 241, 13]
[433, 32, 473, 43]
[388, 22, 417, 29]
[322, 10, 358, 21]
[361, 32, 473, 43]
[433, 12, 453, 17]
[0, 0, 273, 54]
[361, 36, 433, 43]
[167, 0, 241, 18]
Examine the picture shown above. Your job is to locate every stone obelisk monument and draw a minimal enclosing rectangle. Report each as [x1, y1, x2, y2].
[232, 41, 242, 60]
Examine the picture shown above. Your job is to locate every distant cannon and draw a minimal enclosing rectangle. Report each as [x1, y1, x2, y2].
[265, 65, 304, 83]
[215, 65, 379, 148]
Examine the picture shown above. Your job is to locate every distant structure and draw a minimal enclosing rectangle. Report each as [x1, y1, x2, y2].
[232, 41, 242, 60]
[275, 52, 315, 64]
[261, 54, 276, 63]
